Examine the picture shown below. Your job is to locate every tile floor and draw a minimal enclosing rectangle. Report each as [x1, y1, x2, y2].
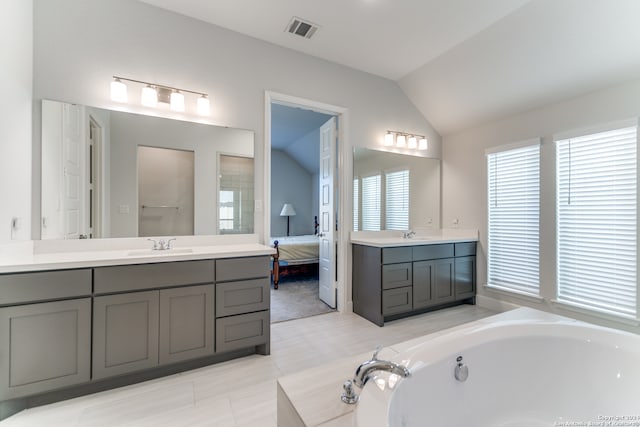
[1, 305, 496, 427]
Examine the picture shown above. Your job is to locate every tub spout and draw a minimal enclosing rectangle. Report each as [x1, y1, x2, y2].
[353, 346, 411, 388]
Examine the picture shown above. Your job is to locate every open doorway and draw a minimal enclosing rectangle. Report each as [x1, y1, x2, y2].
[267, 96, 344, 323]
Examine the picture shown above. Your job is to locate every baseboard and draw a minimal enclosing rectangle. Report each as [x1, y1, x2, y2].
[476, 294, 522, 313]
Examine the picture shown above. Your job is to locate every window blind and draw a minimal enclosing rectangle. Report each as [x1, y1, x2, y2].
[556, 126, 637, 318]
[487, 143, 540, 295]
[385, 169, 409, 230]
[353, 178, 359, 232]
[361, 174, 381, 231]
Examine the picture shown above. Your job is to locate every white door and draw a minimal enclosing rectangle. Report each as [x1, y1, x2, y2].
[319, 117, 337, 308]
[62, 103, 86, 239]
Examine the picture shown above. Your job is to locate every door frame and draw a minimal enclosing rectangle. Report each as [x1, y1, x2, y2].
[264, 91, 351, 313]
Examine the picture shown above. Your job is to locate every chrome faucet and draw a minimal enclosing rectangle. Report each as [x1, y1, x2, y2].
[402, 230, 416, 239]
[147, 238, 176, 250]
[352, 346, 411, 388]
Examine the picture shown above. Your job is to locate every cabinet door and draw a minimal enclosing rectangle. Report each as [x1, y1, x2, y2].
[0, 298, 91, 400]
[93, 291, 159, 380]
[455, 256, 476, 300]
[413, 260, 435, 309]
[159, 285, 214, 365]
[433, 258, 455, 304]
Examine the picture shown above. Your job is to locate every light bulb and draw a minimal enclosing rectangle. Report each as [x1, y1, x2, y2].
[110, 79, 128, 103]
[408, 135, 417, 149]
[396, 134, 406, 147]
[197, 95, 210, 116]
[170, 91, 185, 112]
[419, 137, 428, 150]
[141, 85, 157, 107]
[384, 132, 394, 146]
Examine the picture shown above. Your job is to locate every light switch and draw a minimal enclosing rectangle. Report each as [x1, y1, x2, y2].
[254, 199, 262, 212]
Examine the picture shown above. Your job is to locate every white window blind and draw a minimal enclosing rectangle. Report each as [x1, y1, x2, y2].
[361, 174, 381, 231]
[385, 169, 409, 230]
[556, 126, 637, 318]
[487, 143, 540, 295]
[353, 178, 360, 232]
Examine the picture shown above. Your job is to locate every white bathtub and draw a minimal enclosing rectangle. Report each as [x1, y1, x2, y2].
[356, 309, 640, 427]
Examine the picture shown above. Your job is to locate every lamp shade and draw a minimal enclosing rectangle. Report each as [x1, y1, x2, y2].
[280, 203, 296, 216]
[110, 79, 128, 103]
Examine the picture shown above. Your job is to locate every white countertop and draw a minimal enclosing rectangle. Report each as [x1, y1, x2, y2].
[0, 237, 275, 273]
[350, 229, 478, 248]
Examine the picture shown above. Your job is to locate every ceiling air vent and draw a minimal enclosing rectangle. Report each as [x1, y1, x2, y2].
[285, 16, 319, 39]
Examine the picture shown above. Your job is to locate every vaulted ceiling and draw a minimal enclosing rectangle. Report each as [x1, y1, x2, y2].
[139, 0, 640, 135]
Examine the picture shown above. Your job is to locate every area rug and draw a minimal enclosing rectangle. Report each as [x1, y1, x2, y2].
[270, 277, 335, 323]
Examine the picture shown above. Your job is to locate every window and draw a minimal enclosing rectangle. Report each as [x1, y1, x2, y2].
[353, 178, 359, 232]
[487, 141, 540, 295]
[556, 125, 637, 318]
[361, 174, 381, 231]
[385, 169, 409, 230]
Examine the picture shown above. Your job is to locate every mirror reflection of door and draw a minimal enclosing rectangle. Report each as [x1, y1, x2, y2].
[218, 154, 254, 234]
[137, 146, 194, 237]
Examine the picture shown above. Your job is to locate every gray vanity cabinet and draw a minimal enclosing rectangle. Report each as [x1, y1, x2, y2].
[353, 241, 476, 326]
[0, 269, 92, 400]
[92, 291, 160, 380]
[92, 260, 215, 379]
[413, 258, 455, 309]
[159, 284, 215, 365]
[215, 257, 270, 354]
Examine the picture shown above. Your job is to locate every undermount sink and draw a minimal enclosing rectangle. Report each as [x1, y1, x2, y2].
[126, 248, 194, 256]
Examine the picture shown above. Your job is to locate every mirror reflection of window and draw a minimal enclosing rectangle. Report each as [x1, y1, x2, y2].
[361, 174, 381, 231]
[218, 154, 254, 234]
[385, 169, 409, 230]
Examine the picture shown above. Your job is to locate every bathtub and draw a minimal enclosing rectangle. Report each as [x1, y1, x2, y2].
[355, 309, 640, 427]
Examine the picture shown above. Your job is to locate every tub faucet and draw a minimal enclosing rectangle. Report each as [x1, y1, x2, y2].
[353, 346, 411, 388]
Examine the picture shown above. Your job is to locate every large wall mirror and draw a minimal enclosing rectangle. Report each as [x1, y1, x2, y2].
[353, 147, 440, 231]
[41, 100, 254, 239]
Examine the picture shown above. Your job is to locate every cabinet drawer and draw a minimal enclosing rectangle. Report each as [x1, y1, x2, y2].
[94, 260, 214, 294]
[216, 310, 269, 353]
[382, 263, 412, 290]
[413, 244, 454, 261]
[381, 247, 412, 264]
[0, 269, 91, 306]
[215, 256, 269, 282]
[382, 287, 413, 316]
[454, 242, 477, 257]
[216, 279, 269, 318]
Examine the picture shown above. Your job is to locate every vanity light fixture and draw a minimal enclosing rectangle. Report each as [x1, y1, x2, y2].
[384, 131, 394, 146]
[141, 85, 157, 107]
[170, 90, 185, 112]
[110, 76, 210, 116]
[110, 78, 128, 103]
[383, 130, 429, 151]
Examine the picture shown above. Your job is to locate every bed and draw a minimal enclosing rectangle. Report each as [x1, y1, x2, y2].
[270, 234, 320, 289]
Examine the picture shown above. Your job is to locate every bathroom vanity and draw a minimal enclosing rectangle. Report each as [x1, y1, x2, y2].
[351, 233, 477, 326]
[0, 242, 273, 418]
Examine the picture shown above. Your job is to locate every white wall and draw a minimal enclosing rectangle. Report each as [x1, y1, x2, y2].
[0, 0, 32, 242]
[442, 78, 640, 332]
[271, 150, 313, 237]
[31, 0, 441, 242]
